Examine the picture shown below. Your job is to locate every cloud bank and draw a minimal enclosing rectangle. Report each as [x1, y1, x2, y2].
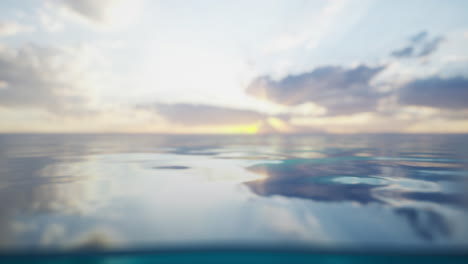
[0, 43, 97, 115]
[247, 65, 386, 115]
[398, 76, 468, 109]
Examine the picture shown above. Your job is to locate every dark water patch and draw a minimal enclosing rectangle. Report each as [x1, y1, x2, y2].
[402, 192, 467, 207]
[168, 146, 221, 156]
[247, 180, 383, 204]
[245, 156, 468, 207]
[247, 158, 382, 182]
[245, 159, 386, 204]
[153, 166, 190, 170]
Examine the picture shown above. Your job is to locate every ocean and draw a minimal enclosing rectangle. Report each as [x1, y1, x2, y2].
[0, 134, 467, 262]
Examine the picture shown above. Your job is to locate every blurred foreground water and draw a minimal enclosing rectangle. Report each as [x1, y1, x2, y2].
[0, 134, 467, 260]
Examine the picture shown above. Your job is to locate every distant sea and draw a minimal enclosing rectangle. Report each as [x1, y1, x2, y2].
[0, 134, 467, 257]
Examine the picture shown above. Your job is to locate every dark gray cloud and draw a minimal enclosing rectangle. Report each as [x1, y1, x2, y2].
[0, 44, 91, 114]
[418, 36, 444, 57]
[391, 31, 444, 58]
[391, 46, 414, 58]
[141, 103, 265, 126]
[246, 65, 386, 115]
[410, 31, 428, 43]
[398, 76, 468, 109]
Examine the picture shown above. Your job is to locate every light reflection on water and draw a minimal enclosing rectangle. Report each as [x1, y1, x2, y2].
[0, 134, 467, 252]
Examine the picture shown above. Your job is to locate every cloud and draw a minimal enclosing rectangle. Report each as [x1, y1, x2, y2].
[262, 0, 350, 53]
[246, 65, 386, 115]
[141, 103, 266, 126]
[60, 0, 118, 23]
[38, 10, 65, 32]
[0, 43, 97, 114]
[410, 31, 428, 43]
[391, 46, 414, 58]
[55, 0, 143, 30]
[398, 76, 468, 109]
[0, 21, 33, 37]
[418, 36, 445, 57]
[391, 31, 444, 58]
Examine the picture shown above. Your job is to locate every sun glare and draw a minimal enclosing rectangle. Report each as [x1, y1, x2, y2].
[221, 124, 259, 134]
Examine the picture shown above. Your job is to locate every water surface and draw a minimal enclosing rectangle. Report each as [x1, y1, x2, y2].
[0, 134, 467, 253]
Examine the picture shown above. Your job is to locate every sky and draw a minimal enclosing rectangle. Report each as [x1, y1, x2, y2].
[0, 0, 468, 134]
